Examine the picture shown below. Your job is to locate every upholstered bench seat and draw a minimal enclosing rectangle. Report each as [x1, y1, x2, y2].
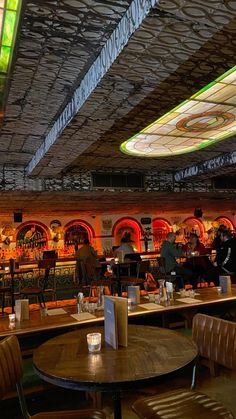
[132, 388, 234, 418]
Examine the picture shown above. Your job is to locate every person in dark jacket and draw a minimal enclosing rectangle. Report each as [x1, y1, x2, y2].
[160, 232, 193, 286]
[206, 229, 236, 285]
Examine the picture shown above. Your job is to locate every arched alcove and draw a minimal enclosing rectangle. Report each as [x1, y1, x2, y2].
[64, 219, 95, 248]
[15, 221, 50, 250]
[112, 217, 142, 252]
[215, 216, 235, 231]
[152, 218, 172, 251]
[183, 217, 205, 239]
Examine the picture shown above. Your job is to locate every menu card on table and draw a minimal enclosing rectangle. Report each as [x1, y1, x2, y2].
[219, 275, 231, 293]
[128, 286, 140, 304]
[104, 296, 128, 349]
[15, 299, 29, 321]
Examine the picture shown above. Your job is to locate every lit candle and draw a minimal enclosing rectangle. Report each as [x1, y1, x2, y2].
[128, 298, 132, 310]
[9, 314, 16, 324]
[87, 333, 102, 353]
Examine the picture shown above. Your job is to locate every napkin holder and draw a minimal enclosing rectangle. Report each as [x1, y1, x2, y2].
[15, 299, 29, 321]
[128, 286, 140, 304]
[219, 275, 231, 293]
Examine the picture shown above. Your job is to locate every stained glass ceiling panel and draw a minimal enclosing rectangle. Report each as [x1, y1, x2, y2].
[120, 66, 236, 157]
[0, 0, 21, 119]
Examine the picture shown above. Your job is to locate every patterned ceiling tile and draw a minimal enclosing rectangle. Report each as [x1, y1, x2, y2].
[26, 4, 236, 176]
[2, 0, 132, 161]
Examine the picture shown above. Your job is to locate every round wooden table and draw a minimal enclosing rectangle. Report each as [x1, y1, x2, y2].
[33, 325, 198, 419]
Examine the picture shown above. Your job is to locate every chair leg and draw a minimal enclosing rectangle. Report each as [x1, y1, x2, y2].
[38, 293, 45, 308]
[41, 292, 46, 308]
[1, 292, 4, 314]
[191, 359, 198, 390]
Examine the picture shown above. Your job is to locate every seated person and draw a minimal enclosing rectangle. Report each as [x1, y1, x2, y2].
[115, 237, 135, 258]
[206, 229, 236, 285]
[160, 232, 193, 287]
[183, 233, 208, 256]
[114, 237, 136, 276]
[211, 224, 226, 252]
[183, 233, 212, 280]
[76, 238, 101, 283]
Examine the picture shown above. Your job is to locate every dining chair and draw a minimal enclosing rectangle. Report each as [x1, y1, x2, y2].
[0, 261, 19, 313]
[132, 313, 236, 419]
[20, 259, 56, 307]
[120, 260, 150, 293]
[156, 256, 184, 289]
[0, 335, 106, 419]
[0, 284, 13, 314]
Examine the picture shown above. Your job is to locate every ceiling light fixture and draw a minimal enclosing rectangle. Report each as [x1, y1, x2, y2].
[0, 0, 22, 119]
[120, 65, 236, 157]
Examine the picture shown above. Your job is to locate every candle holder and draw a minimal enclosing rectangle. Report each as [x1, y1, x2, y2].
[9, 314, 16, 325]
[127, 298, 132, 310]
[216, 286, 222, 295]
[87, 333, 102, 353]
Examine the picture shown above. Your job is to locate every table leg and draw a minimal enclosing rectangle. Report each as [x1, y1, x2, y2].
[11, 274, 15, 314]
[182, 308, 198, 328]
[113, 265, 122, 296]
[112, 391, 122, 419]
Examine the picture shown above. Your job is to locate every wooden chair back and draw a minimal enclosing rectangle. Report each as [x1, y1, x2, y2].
[0, 335, 23, 399]
[136, 260, 150, 278]
[156, 256, 167, 279]
[38, 259, 56, 290]
[38, 259, 56, 271]
[157, 256, 166, 270]
[192, 313, 236, 371]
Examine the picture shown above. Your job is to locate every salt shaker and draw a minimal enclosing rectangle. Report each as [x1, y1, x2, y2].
[77, 292, 84, 313]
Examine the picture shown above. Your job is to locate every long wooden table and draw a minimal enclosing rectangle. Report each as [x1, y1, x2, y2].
[33, 325, 198, 419]
[0, 286, 236, 339]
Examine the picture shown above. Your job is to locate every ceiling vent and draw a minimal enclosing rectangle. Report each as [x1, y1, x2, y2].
[92, 173, 144, 189]
[213, 176, 236, 190]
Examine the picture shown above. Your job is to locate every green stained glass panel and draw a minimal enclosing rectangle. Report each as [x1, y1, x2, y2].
[2, 10, 16, 46]
[0, 45, 10, 72]
[6, 0, 18, 10]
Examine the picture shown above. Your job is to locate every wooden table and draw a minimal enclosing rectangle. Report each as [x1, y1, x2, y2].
[1, 287, 236, 339]
[33, 324, 198, 419]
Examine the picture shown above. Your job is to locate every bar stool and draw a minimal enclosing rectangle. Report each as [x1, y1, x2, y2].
[0, 284, 12, 314]
[20, 259, 56, 307]
[120, 260, 150, 293]
[0, 263, 16, 314]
